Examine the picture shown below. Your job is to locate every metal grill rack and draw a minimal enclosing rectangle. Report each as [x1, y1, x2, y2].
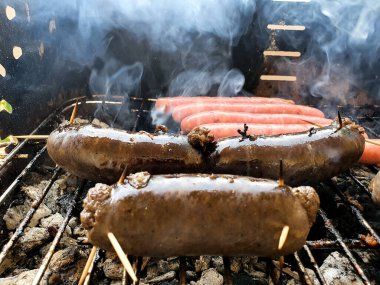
[0, 96, 379, 285]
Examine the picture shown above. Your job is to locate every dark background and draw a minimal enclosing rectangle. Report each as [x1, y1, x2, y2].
[0, 0, 378, 137]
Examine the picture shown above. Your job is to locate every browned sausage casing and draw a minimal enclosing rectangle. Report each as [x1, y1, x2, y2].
[47, 124, 205, 183]
[211, 123, 365, 186]
[81, 173, 320, 257]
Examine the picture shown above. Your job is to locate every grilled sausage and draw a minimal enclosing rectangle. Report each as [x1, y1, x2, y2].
[181, 112, 332, 133]
[172, 103, 325, 122]
[47, 124, 207, 183]
[211, 121, 365, 186]
[155, 96, 295, 112]
[81, 172, 320, 257]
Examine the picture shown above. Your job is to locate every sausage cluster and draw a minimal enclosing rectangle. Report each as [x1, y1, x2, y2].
[46, 119, 364, 257]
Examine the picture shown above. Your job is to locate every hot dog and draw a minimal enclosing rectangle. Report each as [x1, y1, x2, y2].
[47, 124, 208, 183]
[181, 112, 333, 133]
[211, 121, 365, 186]
[359, 140, 380, 165]
[194, 123, 316, 139]
[80, 172, 320, 257]
[155, 96, 295, 112]
[172, 103, 325, 122]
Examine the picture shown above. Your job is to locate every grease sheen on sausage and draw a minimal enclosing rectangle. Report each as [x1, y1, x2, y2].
[47, 124, 206, 183]
[80, 173, 319, 257]
[211, 122, 365, 186]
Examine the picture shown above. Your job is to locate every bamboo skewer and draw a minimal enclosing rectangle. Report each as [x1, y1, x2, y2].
[278, 225, 290, 250]
[366, 139, 380, 147]
[13, 135, 49, 139]
[108, 232, 138, 283]
[106, 166, 138, 283]
[278, 160, 284, 187]
[263, 50, 301, 57]
[267, 24, 305, 31]
[69, 99, 79, 125]
[260, 75, 297, 81]
[5, 100, 79, 143]
[78, 246, 98, 285]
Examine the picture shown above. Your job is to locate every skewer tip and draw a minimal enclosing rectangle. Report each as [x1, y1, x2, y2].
[78, 246, 97, 285]
[118, 165, 129, 185]
[278, 225, 290, 250]
[337, 111, 343, 129]
[278, 160, 284, 187]
[69, 99, 79, 125]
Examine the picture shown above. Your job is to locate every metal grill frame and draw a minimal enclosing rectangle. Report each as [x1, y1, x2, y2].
[0, 95, 378, 285]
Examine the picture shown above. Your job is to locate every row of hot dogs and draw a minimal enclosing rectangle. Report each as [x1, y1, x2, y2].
[47, 104, 366, 257]
[155, 96, 380, 165]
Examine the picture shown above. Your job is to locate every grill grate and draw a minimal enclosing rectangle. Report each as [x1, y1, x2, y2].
[0, 96, 379, 284]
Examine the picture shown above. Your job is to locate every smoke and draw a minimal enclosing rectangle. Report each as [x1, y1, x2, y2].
[260, 0, 380, 104]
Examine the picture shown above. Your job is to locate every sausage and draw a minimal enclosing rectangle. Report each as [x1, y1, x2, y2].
[47, 124, 207, 183]
[155, 96, 295, 112]
[195, 123, 316, 139]
[80, 172, 320, 257]
[181, 112, 333, 133]
[369, 171, 380, 206]
[211, 121, 365, 186]
[359, 140, 380, 165]
[172, 103, 325, 122]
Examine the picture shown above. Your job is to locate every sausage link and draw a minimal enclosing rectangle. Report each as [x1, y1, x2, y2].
[211, 122, 365, 186]
[81, 173, 319, 257]
[47, 124, 206, 183]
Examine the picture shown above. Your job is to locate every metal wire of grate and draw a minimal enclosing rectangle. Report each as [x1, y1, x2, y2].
[0, 96, 378, 284]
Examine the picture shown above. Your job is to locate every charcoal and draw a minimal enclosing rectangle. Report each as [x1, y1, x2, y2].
[320, 251, 364, 285]
[18, 227, 49, 251]
[192, 268, 223, 285]
[0, 269, 37, 285]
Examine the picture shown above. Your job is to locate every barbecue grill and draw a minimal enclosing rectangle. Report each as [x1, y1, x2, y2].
[0, 97, 379, 284]
[1, 0, 380, 284]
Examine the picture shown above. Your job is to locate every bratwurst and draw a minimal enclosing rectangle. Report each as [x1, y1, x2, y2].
[47, 121, 365, 185]
[47, 124, 207, 183]
[81, 172, 319, 257]
[211, 121, 365, 185]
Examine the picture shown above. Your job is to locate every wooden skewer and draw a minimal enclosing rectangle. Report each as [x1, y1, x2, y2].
[118, 165, 129, 185]
[0, 154, 28, 159]
[78, 246, 98, 285]
[13, 135, 49, 139]
[69, 99, 79, 125]
[337, 111, 343, 129]
[267, 24, 305, 31]
[366, 139, 380, 147]
[279, 255, 285, 283]
[263, 50, 301, 57]
[3, 100, 78, 143]
[108, 232, 138, 283]
[106, 167, 137, 283]
[278, 160, 284, 187]
[260, 75, 297, 82]
[278, 225, 290, 250]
